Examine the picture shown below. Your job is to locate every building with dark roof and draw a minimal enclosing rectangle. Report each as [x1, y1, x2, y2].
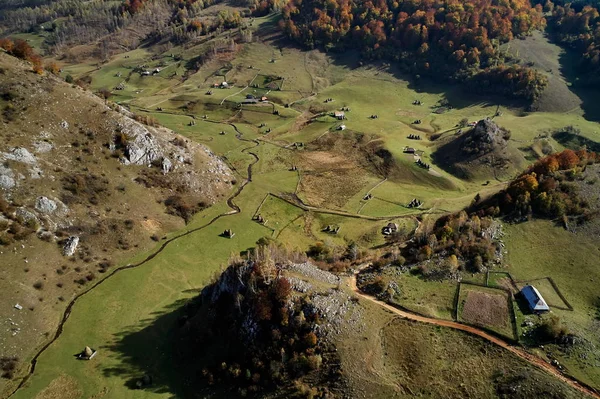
[521, 285, 550, 312]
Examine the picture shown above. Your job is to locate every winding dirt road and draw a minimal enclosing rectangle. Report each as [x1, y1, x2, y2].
[349, 271, 600, 399]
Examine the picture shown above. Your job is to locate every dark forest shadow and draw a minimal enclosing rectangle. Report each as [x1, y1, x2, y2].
[557, 44, 600, 122]
[101, 292, 240, 398]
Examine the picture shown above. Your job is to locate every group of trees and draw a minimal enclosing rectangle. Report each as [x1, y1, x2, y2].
[409, 210, 499, 275]
[0, 37, 43, 73]
[539, 0, 600, 88]
[0, 0, 245, 57]
[281, 0, 548, 100]
[402, 149, 598, 276]
[491, 149, 598, 220]
[177, 244, 333, 395]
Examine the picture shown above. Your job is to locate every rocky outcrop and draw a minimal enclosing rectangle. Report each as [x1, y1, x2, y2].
[1, 147, 37, 164]
[15, 207, 38, 225]
[123, 131, 163, 166]
[462, 118, 510, 156]
[62, 236, 79, 256]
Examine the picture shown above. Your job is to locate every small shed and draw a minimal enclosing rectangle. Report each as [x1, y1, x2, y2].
[337, 124, 346, 131]
[78, 346, 97, 360]
[521, 285, 549, 312]
[222, 229, 235, 238]
[261, 96, 268, 102]
[334, 111, 345, 120]
[382, 222, 399, 236]
[403, 147, 416, 154]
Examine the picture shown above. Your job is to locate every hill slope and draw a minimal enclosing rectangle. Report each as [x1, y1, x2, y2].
[0, 51, 233, 389]
[432, 118, 527, 181]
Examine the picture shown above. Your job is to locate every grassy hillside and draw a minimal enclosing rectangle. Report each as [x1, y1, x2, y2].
[3, 7, 600, 399]
[0, 53, 234, 397]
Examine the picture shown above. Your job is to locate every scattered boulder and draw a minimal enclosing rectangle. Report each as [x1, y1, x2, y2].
[35, 196, 57, 214]
[0, 166, 15, 190]
[33, 141, 53, 153]
[60, 120, 69, 130]
[15, 207, 38, 225]
[63, 236, 79, 256]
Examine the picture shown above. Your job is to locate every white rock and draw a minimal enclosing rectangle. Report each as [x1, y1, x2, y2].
[33, 141, 53, 153]
[2, 147, 37, 164]
[35, 196, 57, 214]
[62, 236, 79, 256]
[162, 157, 172, 174]
[0, 175, 15, 190]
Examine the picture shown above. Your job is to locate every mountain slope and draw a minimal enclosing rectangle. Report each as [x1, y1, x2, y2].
[0, 51, 233, 390]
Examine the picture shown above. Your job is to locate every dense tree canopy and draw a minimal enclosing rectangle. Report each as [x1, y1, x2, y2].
[281, 0, 548, 99]
[541, 0, 600, 87]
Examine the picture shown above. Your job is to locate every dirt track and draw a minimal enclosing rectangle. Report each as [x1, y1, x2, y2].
[349, 271, 600, 399]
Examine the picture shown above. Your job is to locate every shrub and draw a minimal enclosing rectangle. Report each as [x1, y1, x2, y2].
[33, 281, 44, 290]
[45, 62, 60, 75]
[536, 316, 568, 342]
[303, 332, 317, 348]
[0, 356, 18, 379]
[164, 195, 204, 223]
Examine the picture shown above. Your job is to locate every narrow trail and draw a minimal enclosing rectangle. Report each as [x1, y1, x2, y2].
[270, 192, 420, 221]
[357, 178, 387, 214]
[349, 270, 600, 399]
[5, 128, 260, 399]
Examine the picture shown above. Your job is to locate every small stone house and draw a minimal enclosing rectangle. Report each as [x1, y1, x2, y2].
[334, 111, 345, 120]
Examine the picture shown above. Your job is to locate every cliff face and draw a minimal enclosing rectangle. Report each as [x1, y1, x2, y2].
[0, 51, 233, 380]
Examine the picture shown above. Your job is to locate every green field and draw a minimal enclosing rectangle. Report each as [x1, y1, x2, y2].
[504, 220, 600, 389]
[5, 8, 600, 399]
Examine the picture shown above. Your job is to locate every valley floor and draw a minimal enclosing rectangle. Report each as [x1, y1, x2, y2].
[2, 12, 600, 399]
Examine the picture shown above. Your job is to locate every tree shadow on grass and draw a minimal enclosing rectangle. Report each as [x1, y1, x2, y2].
[101, 297, 208, 398]
[323, 50, 528, 113]
[557, 49, 600, 122]
[262, 27, 529, 115]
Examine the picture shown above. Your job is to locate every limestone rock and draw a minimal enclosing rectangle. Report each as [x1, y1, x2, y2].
[117, 120, 163, 166]
[63, 236, 79, 256]
[35, 196, 57, 214]
[2, 147, 37, 164]
[60, 120, 69, 129]
[15, 207, 38, 225]
[33, 141, 53, 153]
[162, 157, 172, 174]
[0, 166, 15, 190]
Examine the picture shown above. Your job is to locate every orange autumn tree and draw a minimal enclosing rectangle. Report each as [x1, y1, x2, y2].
[281, 0, 547, 99]
[493, 149, 597, 218]
[0, 38, 44, 74]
